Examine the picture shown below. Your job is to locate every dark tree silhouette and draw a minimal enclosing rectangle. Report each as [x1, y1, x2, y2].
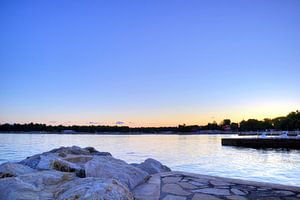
[0, 110, 299, 133]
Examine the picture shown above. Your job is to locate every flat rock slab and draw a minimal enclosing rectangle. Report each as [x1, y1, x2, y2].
[231, 188, 247, 195]
[194, 188, 231, 196]
[135, 171, 300, 200]
[163, 195, 186, 200]
[192, 193, 222, 200]
[226, 195, 248, 200]
[162, 183, 191, 196]
[210, 180, 234, 186]
[134, 174, 160, 200]
[162, 176, 182, 184]
[178, 182, 198, 190]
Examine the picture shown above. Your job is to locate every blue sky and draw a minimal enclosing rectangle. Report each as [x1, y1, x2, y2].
[0, 0, 299, 126]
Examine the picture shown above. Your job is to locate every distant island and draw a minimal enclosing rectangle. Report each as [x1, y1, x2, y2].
[0, 110, 299, 134]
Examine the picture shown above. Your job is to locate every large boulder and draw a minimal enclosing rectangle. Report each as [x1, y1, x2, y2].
[19, 146, 111, 169]
[16, 170, 75, 188]
[0, 176, 50, 200]
[85, 156, 149, 189]
[0, 170, 75, 200]
[57, 177, 134, 200]
[49, 146, 111, 157]
[19, 154, 41, 169]
[19, 146, 111, 178]
[0, 162, 36, 178]
[19, 153, 86, 178]
[0, 170, 134, 200]
[132, 158, 171, 175]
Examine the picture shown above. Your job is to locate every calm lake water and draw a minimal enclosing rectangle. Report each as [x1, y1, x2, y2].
[0, 133, 299, 186]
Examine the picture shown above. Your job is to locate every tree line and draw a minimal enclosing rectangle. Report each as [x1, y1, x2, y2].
[0, 110, 299, 133]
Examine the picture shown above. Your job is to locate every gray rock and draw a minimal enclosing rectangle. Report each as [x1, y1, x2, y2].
[133, 174, 161, 200]
[192, 188, 230, 195]
[36, 154, 62, 170]
[133, 181, 160, 199]
[178, 182, 198, 189]
[226, 195, 248, 200]
[0, 176, 49, 200]
[273, 190, 295, 196]
[19, 170, 75, 187]
[163, 195, 187, 200]
[188, 180, 207, 187]
[0, 162, 36, 178]
[49, 145, 90, 155]
[162, 176, 182, 184]
[162, 183, 191, 196]
[132, 158, 171, 175]
[231, 188, 247, 195]
[19, 147, 110, 178]
[85, 156, 149, 189]
[49, 146, 112, 156]
[57, 177, 134, 200]
[19, 146, 111, 170]
[283, 197, 300, 200]
[84, 146, 112, 156]
[19, 153, 41, 169]
[34, 154, 86, 177]
[184, 177, 209, 184]
[63, 155, 93, 164]
[210, 180, 233, 186]
[192, 193, 222, 200]
[1, 146, 176, 199]
[0, 170, 134, 200]
[257, 187, 271, 191]
[0, 170, 75, 200]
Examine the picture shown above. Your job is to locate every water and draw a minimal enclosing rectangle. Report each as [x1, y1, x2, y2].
[0, 133, 299, 186]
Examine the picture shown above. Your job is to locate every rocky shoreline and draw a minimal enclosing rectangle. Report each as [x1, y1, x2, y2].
[0, 146, 299, 200]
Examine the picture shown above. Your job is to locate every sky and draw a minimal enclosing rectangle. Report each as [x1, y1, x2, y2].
[0, 0, 299, 127]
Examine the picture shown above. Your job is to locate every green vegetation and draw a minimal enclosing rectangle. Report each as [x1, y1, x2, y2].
[0, 110, 299, 133]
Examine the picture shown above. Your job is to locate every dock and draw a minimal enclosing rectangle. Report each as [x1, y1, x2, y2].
[221, 137, 300, 149]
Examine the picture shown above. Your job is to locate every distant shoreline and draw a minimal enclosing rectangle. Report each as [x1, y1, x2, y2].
[0, 131, 238, 135]
[1, 131, 298, 137]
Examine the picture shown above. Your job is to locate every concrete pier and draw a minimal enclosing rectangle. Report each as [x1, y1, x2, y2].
[222, 137, 300, 149]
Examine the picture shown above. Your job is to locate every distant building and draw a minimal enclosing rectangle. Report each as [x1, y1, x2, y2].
[62, 130, 76, 134]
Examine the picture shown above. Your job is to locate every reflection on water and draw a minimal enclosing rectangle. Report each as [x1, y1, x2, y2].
[0, 133, 299, 186]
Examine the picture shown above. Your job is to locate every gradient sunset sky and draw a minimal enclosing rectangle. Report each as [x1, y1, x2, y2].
[1, 0, 299, 127]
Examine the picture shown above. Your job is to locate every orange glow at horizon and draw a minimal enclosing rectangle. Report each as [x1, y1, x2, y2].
[1, 105, 298, 127]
